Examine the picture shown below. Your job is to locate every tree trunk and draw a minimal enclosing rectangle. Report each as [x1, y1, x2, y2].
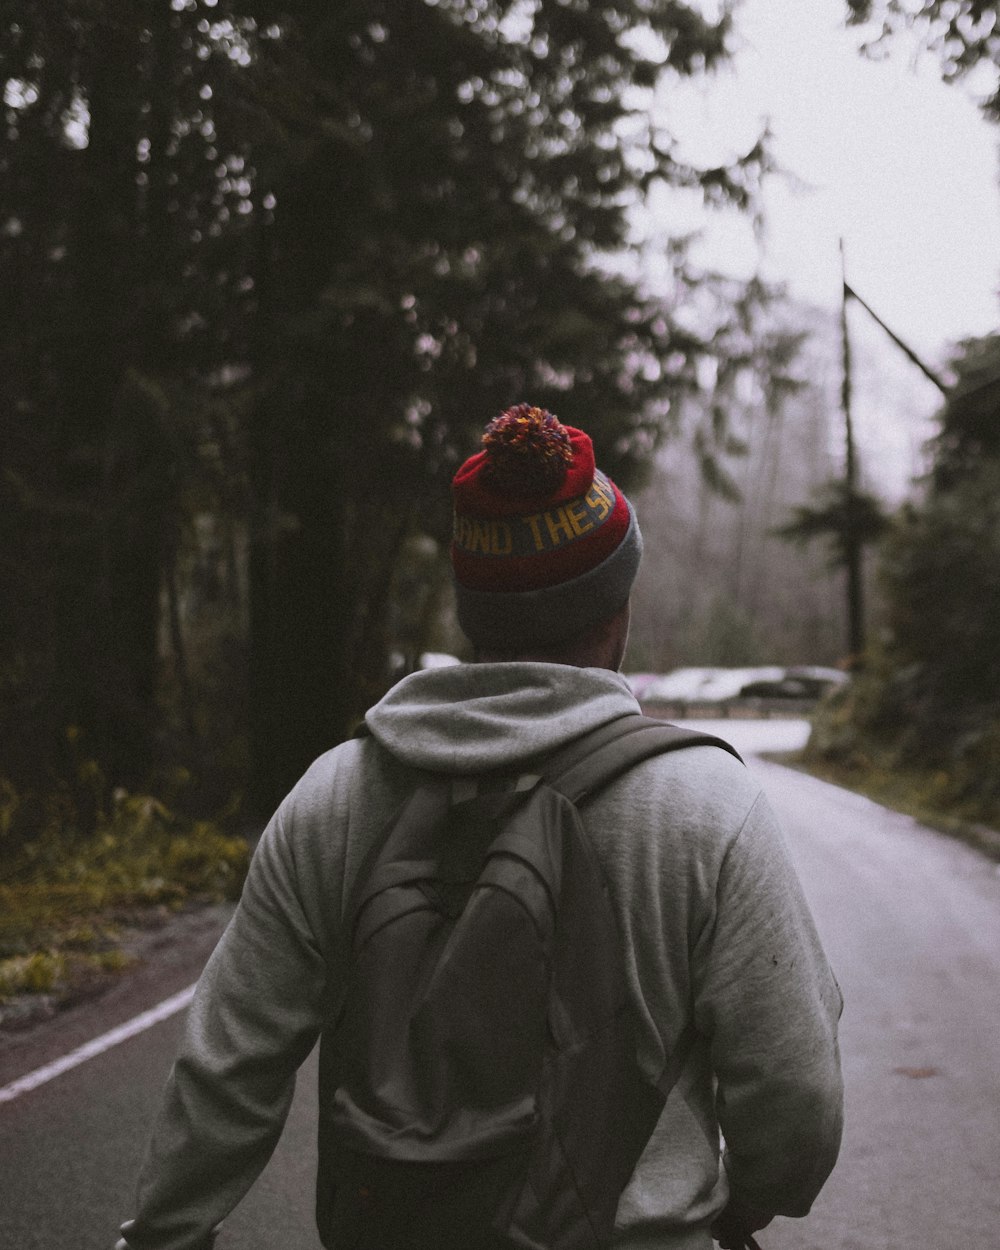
[51, 8, 174, 787]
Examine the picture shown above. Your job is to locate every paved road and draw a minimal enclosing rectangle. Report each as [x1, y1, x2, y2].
[1, 721, 998, 1249]
[752, 755, 1000, 1250]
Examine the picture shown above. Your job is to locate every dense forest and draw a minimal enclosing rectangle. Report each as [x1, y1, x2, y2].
[1, 0, 998, 849]
[0, 0, 796, 828]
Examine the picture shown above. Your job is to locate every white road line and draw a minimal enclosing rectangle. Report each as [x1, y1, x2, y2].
[0, 982, 196, 1106]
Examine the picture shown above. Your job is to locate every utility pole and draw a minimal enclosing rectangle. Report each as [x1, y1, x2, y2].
[835, 246, 951, 656]
[840, 239, 865, 658]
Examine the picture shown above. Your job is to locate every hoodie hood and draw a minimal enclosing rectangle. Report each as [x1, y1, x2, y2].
[365, 662, 641, 774]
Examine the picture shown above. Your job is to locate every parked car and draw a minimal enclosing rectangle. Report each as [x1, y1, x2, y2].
[739, 666, 848, 700]
[642, 667, 785, 704]
[635, 665, 848, 706]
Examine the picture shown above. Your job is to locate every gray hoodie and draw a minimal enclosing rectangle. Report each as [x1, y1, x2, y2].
[120, 663, 843, 1250]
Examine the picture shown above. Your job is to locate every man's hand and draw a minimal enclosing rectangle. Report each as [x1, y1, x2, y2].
[710, 1194, 774, 1250]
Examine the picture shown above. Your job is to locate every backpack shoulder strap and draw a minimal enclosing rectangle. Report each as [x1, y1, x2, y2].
[543, 713, 742, 806]
[542, 715, 741, 1100]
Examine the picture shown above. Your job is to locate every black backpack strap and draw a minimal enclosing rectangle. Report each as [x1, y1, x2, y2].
[543, 713, 742, 806]
[541, 715, 741, 1103]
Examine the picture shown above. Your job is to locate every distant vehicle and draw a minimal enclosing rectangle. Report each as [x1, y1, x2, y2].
[785, 665, 849, 688]
[637, 665, 848, 705]
[642, 667, 785, 704]
[739, 666, 848, 700]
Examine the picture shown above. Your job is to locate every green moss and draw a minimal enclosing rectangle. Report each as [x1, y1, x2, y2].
[0, 776, 249, 996]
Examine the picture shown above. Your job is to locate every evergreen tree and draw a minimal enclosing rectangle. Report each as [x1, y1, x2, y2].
[235, 1, 777, 806]
[1, 1, 786, 816]
[808, 336, 1000, 825]
[846, 1, 1000, 119]
[0, 2, 253, 792]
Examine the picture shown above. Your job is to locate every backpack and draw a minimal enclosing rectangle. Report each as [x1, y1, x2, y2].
[316, 713, 741, 1250]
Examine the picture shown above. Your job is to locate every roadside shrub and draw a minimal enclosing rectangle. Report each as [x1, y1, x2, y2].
[0, 761, 249, 980]
[806, 461, 1000, 830]
[0, 948, 137, 1004]
[0, 951, 65, 997]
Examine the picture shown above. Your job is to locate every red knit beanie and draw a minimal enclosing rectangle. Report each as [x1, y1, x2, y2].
[451, 404, 642, 649]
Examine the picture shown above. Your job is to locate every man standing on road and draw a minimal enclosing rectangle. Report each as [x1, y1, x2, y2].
[117, 405, 843, 1250]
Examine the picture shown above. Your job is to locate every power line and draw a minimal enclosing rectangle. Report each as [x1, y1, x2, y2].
[843, 281, 950, 395]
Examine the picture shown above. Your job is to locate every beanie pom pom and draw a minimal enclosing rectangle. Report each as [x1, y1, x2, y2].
[480, 404, 574, 494]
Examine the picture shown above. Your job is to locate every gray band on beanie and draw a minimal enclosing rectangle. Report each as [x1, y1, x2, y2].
[455, 504, 642, 650]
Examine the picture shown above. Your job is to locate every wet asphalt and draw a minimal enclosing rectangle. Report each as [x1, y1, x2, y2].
[1, 721, 997, 1249]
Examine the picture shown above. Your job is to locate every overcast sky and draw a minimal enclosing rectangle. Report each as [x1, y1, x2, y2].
[654, 0, 1000, 369]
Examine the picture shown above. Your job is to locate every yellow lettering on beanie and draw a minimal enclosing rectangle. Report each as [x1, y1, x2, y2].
[565, 500, 593, 537]
[585, 477, 613, 522]
[453, 515, 512, 555]
[523, 514, 546, 552]
[470, 520, 493, 554]
[455, 475, 616, 558]
[453, 515, 476, 549]
[544, 507, 575, 546]
[490, 521, 513, 555]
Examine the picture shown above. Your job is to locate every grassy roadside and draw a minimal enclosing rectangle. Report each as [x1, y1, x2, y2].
[0, 784, 248, 1027]
[764, 748, 1000, 863]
